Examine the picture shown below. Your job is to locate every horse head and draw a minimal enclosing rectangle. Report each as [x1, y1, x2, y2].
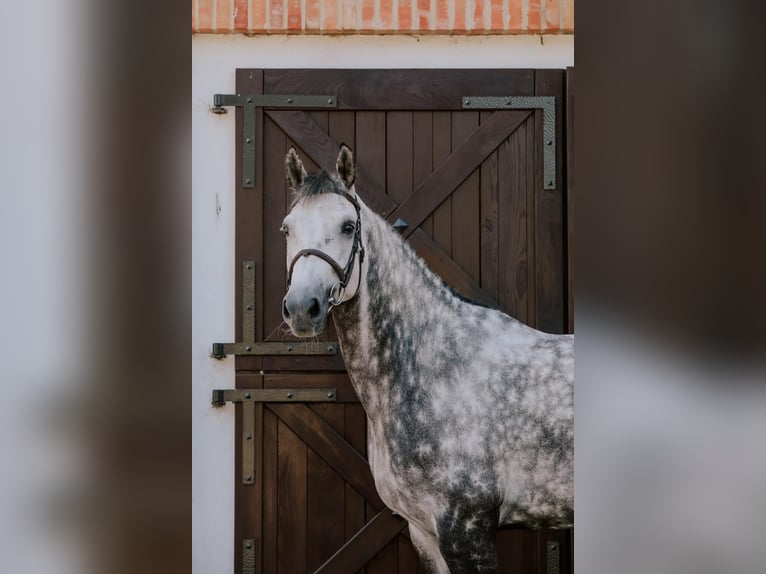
[281, 144, 365, 337]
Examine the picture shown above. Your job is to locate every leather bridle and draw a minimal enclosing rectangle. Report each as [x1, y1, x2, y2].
[286, 190, 365, 307]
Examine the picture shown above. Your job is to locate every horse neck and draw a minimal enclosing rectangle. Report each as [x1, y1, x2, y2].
[332, 200, 460, 402]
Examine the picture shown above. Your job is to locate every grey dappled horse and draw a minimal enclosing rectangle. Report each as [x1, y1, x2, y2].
[281, 145, 573, 573]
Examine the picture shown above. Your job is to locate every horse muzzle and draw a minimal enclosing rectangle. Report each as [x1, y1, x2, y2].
[282, 288, 330, 337]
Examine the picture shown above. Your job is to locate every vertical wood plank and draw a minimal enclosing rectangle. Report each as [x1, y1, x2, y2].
[344, 404, 367, 574]
[498, 529, 525, 574]
[356, 112, 387, 198]
[565, 67, 575, 334]
[235, 70, 263, 347]
[432, 112, 452, 256]
[451, 111, 481, 283]
[499, 121, 529, 322]
[522, 530, 540, 574]
[480, 111, 500, 302]
[263, 116, 288, 340]
[234, 71, 264, 376]
[234, 401, 243, 574]
[413, 112, 434, 238]
[262, 408, 279, 574]
[525, 101, 538, 329]
[329, 111, 356, 149]
[534, 69, 565, 333]
[307, 404, 346, 571]
[386, 112, 414, 205]
[278, 419, 307, 574]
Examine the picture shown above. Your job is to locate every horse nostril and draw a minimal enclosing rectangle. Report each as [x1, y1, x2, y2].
[307, 298, 321, 320]
[282, 299, 290, 319]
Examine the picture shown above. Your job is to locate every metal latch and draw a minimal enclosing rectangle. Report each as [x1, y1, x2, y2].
[462, 96, 557, 190]
[212, 93, 338, 187]
[212, 388, 338, 485]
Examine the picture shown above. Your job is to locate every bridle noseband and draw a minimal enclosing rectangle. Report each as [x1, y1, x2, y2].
[286, 190, 365, 307]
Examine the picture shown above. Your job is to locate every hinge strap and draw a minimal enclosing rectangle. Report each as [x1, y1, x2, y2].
[462, 96, 557, 190]
[212, 94, 338, 187]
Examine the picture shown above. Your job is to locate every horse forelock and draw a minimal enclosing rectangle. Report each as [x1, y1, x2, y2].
[290, 171, 348, 207]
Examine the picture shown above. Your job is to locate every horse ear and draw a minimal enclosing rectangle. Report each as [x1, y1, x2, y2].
[336, 144, 356, 190]
[285, 147, 307, 190]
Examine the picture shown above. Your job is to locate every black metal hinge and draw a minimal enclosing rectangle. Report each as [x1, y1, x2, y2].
[211, 388, 337, 485]
[242, 539, 255, 574]
[546, 540, 561, 574]
[462, 96, 557, 190]
[211, 260, 340, 359]
[212, 93, 338, 187]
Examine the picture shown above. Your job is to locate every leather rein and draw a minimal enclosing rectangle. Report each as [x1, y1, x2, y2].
[286, 190, 365, 307]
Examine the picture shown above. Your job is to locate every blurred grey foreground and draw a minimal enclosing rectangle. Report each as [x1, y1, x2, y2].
[0, 1, 189, 573]
[576, 311, 766, 574]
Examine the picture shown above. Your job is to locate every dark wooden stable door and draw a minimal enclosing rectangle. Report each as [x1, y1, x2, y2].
[231, 69, 573, 574]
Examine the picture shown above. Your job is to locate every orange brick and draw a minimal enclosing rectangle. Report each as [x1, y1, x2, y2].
[251, 0, 268, 30]
[192, 0, 197, 31]
[509, 0, 521, 31]
[453, 0, 466, 31]
[341, 0, 357, 31]
[323, 0, 338, 30]
[287, 0, 301, 30]
[545, 0, 559, 30]
[360, 0, 374, 30]
[198, 0, 213, 32]
[380, 0, 394, 29]
[435, 0, 449, 29]
[270, 0, 285, 29]
[490, 0, 503, 30]
[398, 0, 413, 30]
[417, 0, 430, 30]
[527, 0, 541, 30]
[216, 0, 231, 31]
[305, 0, 321, 29]
[472, 0, 485, 31]
[234, 0, 248, 30]
[562, 0, 574, 32]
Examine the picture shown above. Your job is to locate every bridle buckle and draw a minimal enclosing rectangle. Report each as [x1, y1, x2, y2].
[329, 282, 345, 306]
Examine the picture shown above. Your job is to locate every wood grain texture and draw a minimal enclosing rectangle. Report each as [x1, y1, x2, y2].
[232, 69, 571, 573]
[450, 111, 481, 283]
[389, 111, 530, 240]
[263, 115, 288, 341]
[413, 112, 434, 238]
[534, 69, 565, 333]
[264, 69, 535, 110]
[277, 419, 307, 574]
[307, 405, 346, 571]
[314, 510, 408, 574]
[261, 408, 278, 573]
[234, 71, 264, 374]
[386, 112, 414, 204]
[269, 404, 385, 509]
[566, 67, 574, 334]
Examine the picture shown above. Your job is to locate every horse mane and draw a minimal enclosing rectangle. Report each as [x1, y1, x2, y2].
[442, 281, 493, 309]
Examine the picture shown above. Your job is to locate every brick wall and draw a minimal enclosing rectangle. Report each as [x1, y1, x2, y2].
[192, 0, 573, 34]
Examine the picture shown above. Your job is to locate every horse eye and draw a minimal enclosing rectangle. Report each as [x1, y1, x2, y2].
[341, 221, 356, 235]
[280, 224, 289, 236]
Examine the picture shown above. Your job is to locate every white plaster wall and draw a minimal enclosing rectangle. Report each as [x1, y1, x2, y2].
[192, 33, 573, 574]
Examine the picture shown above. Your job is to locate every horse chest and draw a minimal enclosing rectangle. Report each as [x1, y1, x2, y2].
[365, 408, 444, 525]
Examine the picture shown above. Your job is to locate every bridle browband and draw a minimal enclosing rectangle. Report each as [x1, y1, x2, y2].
[286, 189, 365, 307]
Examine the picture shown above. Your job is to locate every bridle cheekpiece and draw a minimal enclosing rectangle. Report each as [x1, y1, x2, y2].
[286, 190, 365, 307]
